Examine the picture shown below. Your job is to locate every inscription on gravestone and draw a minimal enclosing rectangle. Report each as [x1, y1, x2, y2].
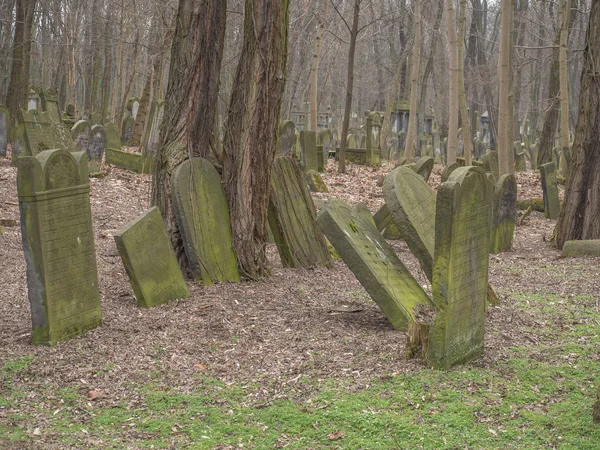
[72, 120, 91, 154]
[299, 130, 318, 172]
[21, 109, 75, 155]
[540, 161, 560, 219]
[490, 174, 517, 253]
[17, 150, 102, 345]
[88, 125, 106, 172]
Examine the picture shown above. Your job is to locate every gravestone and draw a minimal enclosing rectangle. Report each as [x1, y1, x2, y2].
[412, 156, 434, 181]
[268, 156, 331, 268]
[299, 130, 318, 173]
[71, 120, 91, 153]
[278, 120, 296, 157]
[17, 149, 102, 345]
[171, 157, 240, 285]
[482, 150, 499, 180]
[121, 116, 134, 145]
[40, 90, 61, 123]
[114, 207, 189, 307]
[347, 134, 357, 148]
[305, 169, 328, 193]
[441, 162, 459, 182]
[529, 140, 539, 170]
[319, 128, 333, 167]
[88, 125, 106, 172]
[515, 152, 526, 172]
[317, 199, 433, 331]
[428, 166, 492, 369]
[105, 122, 121, 150]
[131, 100, 140, 120]
[66, 104, 75, 117]
[11, 122, 26, 165]
[490, 174, 517, 254]
[562, 240, 600, 258]
[21, 109, 75, 155]
[540, 161, 560, 219]
[0, 105, 9, 158]
[27, 90, 40, 110]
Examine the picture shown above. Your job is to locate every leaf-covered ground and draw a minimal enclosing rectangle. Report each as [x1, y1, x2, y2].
[1, 158, 599, 449]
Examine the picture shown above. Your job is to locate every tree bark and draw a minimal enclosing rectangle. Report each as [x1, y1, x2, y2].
[497, 0, 512, 175]
[445, 0, 459, 164]
[151, 0, 226, 269]
[404, 0, 421, 163]
[457, 0, 473, 164]
[309, 0, 328, 132]
[555, 0, 600, 248]
[559, 0, 572, 175]
[222, 0, 290, 279]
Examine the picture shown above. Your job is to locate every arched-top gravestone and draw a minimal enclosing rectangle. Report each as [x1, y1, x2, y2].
[89, 125, 106, 172]
[318, 128, 333, 164]
[429, 166, 492, 369]
[317, 199, 433, 331]
[0, 104, 9, 158]
[412, 156, 434, 181]
[299, 130, 318, 172]
[105, 122, 121, 150]
[347, 134, 357, 148]
[482, 150, 499, 180]
[268, 156, 331, 269]
[71, 120, 91, 153]
[171, 157, 240, 285]
[490, 174, 517, 253]
[278, 120, 296, 157]
[17, 149, 102, 345]
[441, 162, 460, 182]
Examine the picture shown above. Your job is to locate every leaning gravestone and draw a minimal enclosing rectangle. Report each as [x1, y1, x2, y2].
[299, 130, 318, 172]
[21, 109, 75, 155]
[441, 162, 459, 182]
[428, 166, 492, 369]
[171, 157, 240, 285]
[268, 156, 331, 268]
[317, 199, 433, 331]
[412, 156, 434, 181]
[17, 149, 102, 345]
[278, 120, 296, 157]
[490, 174, 517, 254]
[71, 120, 91, 153]
[88, 125, 106, 172]
[105, 122, 121, 150]
[540, 161, 560, 219]
[121, 116, 134, 145]
[0, 105, 8, 158]
[305, 169, 328, 193]
[114, 207, 189, 307]
[319, 128, 333, 167]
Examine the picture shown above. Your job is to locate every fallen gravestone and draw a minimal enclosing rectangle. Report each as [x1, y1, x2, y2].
[17, 149, 102, 345]
[71, 120, 91, 153]
[171, 157, 240, 285]
[299, 130, 318, 172]
[88, 125, 106, 172]
[317, 199, 433, 331]
[412, 156, 434, 181]
[268, 156, 331, 268]
[305, 169, 328, 193]
[562, 240, 600, 258]
[114, 207, 189, 307]
[278, 120, 296, 157]
[0, 104, 9, 158]
[490, 174, 517, 253]
[540, 161, 560, 219]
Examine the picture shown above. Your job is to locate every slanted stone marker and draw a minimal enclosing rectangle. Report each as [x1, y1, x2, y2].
[299, 130, 318, 172]
[490, 174, 517, 253]
[317, 199, 433, 331]
[114, 207, 189, 307]
[305, 169, 328, 193]
[562, 240, 600, 258]
[20, 109, 75, 155]
[441, 162, 459, 182]
[278, 120, 296, 157]
[17, 149, 102, 345]
[427, 166, 492, 369]
[268, 156, 331, 268]
[540, 161, 560, 219]
[71, 120, 91, 154]
[171, 157, 240, 285]
[88, 125, 106, 173]
[0, 104, 9, 158]
[412, 156, 434, 181]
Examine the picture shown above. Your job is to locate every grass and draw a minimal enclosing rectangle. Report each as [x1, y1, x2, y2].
[1, 294, 599, 449]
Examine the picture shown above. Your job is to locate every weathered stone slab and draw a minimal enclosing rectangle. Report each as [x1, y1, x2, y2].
[71, 120, 91, 153]
[305, 169, 328, 193]
[171, 157, 240, 285]
[121, 115, 134, 145]
[482, 150, 499, 180]
[540, 161, 560, 219]
[562, 240, 600, 258]
[317, 199, 433, 331]
[299, 130, 318, 172]
[278, 120, 296, 157]
[106, 122, 121, 150]
[347, 134, 357, 148]
[515, 152, 526, 172]
[105, 148, 149, 173]
[268, 156, 331, 268]
[319, 128, 333, 167]
[0, 105, 8, 158]
[17, 150, 102, 345]
[21, 109, 75, 155]
[441, 162, 459, 182]
[114, 207, 189, 307]
[352, 203, 376, 228]
[429, 166, 492, 369]
[88, 125, 106, 172]
[490, 174, 517, 254]
[412, 156, 434, 181]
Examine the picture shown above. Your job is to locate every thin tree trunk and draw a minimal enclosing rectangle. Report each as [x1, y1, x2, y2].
[457, 0, 473, 164]
[559, 0, 572, 175]
[116, 30, 140, 129]
[309, 0, 328, 132]
[445, 0, 459, 164]
[497, 0, 512, 175]
[404, 0, 421, 162]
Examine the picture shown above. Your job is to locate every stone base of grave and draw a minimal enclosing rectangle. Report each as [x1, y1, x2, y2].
[105, 148, 151, 174]
[562, 240, 600, 258]
[334, 148, 381, 166]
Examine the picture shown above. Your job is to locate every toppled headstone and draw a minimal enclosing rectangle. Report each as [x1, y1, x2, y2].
[562, 240, 600, 258]
[540, 161, 560, 219]
[71, 120, 91, 153]
[428, 166, 492, 369]
[490, 174, 517, 254]
[88, 125, 106, 172]
[305, 169, 328, 193]
[114, 207, 189, 307]
[0, 104, 8, 158]
[317, 199, 433, 331]
[171, 157, 240, 285]
[412, 156, 434, 181]
[268, 156, 331, 268]
[278, 120, 296, 157]
[17, 150, 102, 345]
[299, 130, 318, 172]
[352, 203, 376, 228]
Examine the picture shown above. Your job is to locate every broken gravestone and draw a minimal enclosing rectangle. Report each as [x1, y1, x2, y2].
[305, 169, 328, 193]
[299, 130, 318, 172]
[268, 156, 331, 268]
[490, 174, 517, 254]
[412, 156, 434, 181]
[114, 207, 189, 307]
[171, 157, 240, 285]
[317, 199, 433, 331]
[17, 149, 102, 345]
[88, 125, 106, 173]
[428, 166, 492, 369]
[540, 161, 560, 219]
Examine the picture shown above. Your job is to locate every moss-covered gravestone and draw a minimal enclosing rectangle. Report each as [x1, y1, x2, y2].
[305, 169, 328, 193]
[490, 174, 517, 254]
[21, 109, 75, 155]
[319, 128, 333, 170]
[317, 199, 433, 331]
[299, 130, 318, 172]
[172, 157, 240, 285]
[428, 166, 492, 369]
[71, 119, 90, 153]
[121, 115, 134, 145]
[412, 156, 434, 181]
[268, 156, 331, 268]
[17, 150, 102, 345]
[114, 207, 189, 307]
[0, 104, 9, 158]
[441, 162, 459, 182]
[347, 134, 357, 148]
[482, 150, 499, 180]
[562, 240, 600, 257]
[540, 161, 560, 219]
[278, 120, 296, 157]
[106, 122, 121, 150]
[88, 125, 106, 172]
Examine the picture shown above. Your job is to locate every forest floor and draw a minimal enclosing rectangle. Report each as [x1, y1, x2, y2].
[0, 158, 599, 449]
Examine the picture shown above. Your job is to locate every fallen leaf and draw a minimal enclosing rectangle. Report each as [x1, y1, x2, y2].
[328, 431, 345, 441]
[33, 428, 41, 436]
[193, 364, 208, 371]
[87, 390, 107, 401]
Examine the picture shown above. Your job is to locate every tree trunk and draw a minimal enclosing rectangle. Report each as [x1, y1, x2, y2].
[151, 0, 226, 269]
[457, 0, 473, 164]
[116, 31, 140, 130]
[404, 0, 421, 162]
[309, 0, 328, 132]
[555, 0, 600, 248]
[445, 0, 459, 164]
[222, 0, 290, 279]
[497, 0, 512, 175]
[559, 0, 572, 175]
